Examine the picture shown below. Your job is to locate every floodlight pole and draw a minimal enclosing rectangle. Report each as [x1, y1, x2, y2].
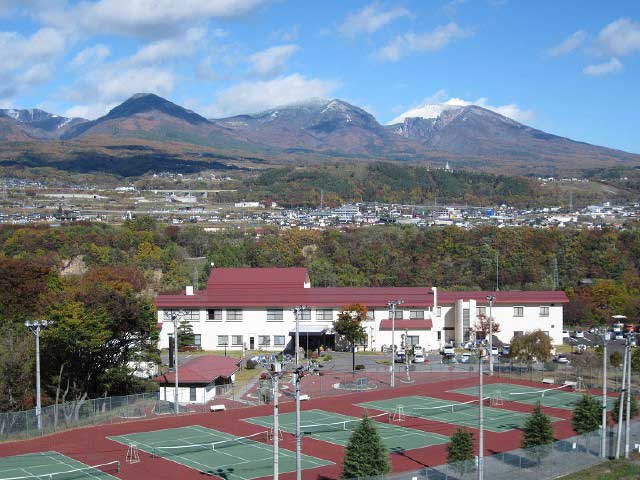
[625, 339, 632, 458]
[478, 347, 485, 480]
[271, 364, 282, 480]
[25, 320, 51, 431]
[615, 338, 628, 459]
[486, 295, 495, 376]
[171, 312, 183, 415]
[388, 300, 404, 388]
[292, 306, 308, 480]
[601, 330, 608, 458]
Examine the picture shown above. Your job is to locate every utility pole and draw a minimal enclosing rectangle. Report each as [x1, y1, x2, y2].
[553, 257, 559, 291]
[601, 330, 608, 458]
[478, 347, 485, 480]
[25, 320, 52, 430]
[271, 362, 282, 480]
[485, 295, 495, 376]
[388, 300, 404, 388]
[615, 338, 628, 459]
[171, 312, 184, 415]
[495, 252, 499, 292]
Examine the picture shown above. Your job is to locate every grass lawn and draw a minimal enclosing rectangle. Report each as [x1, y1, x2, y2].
[560, 459, 640, 480]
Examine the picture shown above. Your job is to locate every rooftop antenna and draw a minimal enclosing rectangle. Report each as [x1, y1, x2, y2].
[553, 256, 559, 291]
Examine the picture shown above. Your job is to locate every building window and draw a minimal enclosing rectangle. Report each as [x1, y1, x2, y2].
[539, 306, 549, 317]
[366, 309, 375, 321]
[476, 306, 486, 317]
[299, 308, 311, 321]
[274, 336, 285, 346]
[406, 335, 420, 346]
[193, 334, 201, 347]
[389, 309, 403, 320]
[513, 306, 524, 317]
[227, 309, 243, 322]
[409, 310, 424, 319]
[258, 335, 271, 346]
[190, 387, 197, 402]
[436, 307, 442, 317]
[217, 335, 229, 346]
[437, 331, 442, 341]
[232, 335, 243, 346]
[267, 309, 284, 322]
[163, 309, 200, 322]
[207, 309, 222, 321]
[316, 309, 333, 321]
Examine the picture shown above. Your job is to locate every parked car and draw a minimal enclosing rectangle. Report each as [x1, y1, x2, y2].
[574, 330, 584, 338]
[490, 346, 499, 356]
[394, 352, 406, 363]
[413, 353, 426, 363]
[501, 345, 510, 356]
[460, 352, 472, 364]
[441, 344, 455, 356]
[555, 354, 570, 364]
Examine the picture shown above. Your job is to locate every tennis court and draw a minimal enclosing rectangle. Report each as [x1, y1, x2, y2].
[108, 424, 331, 480]
[453, 383, 617, 411]
[0, 451, 119, 480]
[359, 395, 562, 432]
[244, 408, 449, 452]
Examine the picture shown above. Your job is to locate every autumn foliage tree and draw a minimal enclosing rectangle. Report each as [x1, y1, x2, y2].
[334, 304, 367, 372]
[510, 330, 553, 363]
[473, 313, 500, 341]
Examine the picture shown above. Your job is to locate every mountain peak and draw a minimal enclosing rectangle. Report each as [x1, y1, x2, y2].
[104, 93, 209, 125]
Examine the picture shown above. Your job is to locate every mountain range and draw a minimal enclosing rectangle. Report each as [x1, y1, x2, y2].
[1, 93, 638, 174]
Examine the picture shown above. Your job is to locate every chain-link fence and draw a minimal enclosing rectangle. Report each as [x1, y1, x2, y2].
[356, 421, 640, 480]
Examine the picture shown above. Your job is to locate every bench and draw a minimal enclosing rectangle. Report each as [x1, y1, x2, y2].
[542, 378, 555, 384]
[563, 380, 577, 388]
[299, 394, 310, 401]
[210, 404, 226, 412]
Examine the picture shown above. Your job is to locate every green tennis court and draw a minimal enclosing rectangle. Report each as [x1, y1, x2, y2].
[0, 451, 120, 480]
[108, 424, 331, 480]
[359, 395, 562, 432]
[244, 408, 449, 452]
[453, 383, 617, 411]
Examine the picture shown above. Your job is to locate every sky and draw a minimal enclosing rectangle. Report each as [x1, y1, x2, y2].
[0, 0, 639, 153]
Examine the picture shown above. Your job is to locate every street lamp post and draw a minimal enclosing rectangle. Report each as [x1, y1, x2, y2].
[388, 300, 404, 388]
[600, 329, 608, 458]
[171, 311, 185, 415]
[485, 295, 495, 376]
[292, 305, 309, 480]
[478, 345, 486, 480]
[25, 320, 52, 431]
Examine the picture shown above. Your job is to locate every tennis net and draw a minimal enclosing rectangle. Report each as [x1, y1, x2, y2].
[152, 430, 269, 457]
[0, 461, 120, 480]
[410, 398, 490, 416]
[508, 384, 571, 402]
[300, 412, 388, 434]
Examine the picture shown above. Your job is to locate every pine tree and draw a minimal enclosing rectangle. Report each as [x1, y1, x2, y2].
[341, 415, 390, 479]
[572, 394, 601, 434]
[177, 320, 195, 348]
[522, 402, 554, 464]
[612, 390, 638, 424]
[447, 428, 475, 475]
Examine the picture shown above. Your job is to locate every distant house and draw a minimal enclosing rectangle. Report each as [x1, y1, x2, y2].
[154, 355, 240, 405]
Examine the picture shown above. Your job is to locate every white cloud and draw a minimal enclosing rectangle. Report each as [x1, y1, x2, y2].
[0, 27, 66, 100]
[128, 27, 206, 65]
[42, 0, 267, 38]
[62, 66, 175, 119]
[64, 103, 117, 120]
[389, 91, 534, 124]
[248, 44, 299, 76]
[443, 0, 467, 17]
[376, 22, 472, 62]
[70, 44, 110, 69]
[547, 30, 587, 57]
[203, 73, 341, 117]
[340, 3, 411, 37]
[594, 18, 640, 57]
[583, 57, 623, 76]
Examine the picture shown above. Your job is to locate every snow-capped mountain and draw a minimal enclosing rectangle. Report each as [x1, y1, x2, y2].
[0, 108, 87, 140]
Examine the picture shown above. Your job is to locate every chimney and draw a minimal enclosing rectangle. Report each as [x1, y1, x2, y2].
[186, 285, 194, 296]
[431, 286, 438, 313]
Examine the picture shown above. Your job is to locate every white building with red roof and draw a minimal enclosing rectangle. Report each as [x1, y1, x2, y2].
[155, 267, 568, 353]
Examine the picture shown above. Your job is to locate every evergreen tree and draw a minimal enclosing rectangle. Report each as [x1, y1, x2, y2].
[522, 402, 554, 464]
[447, 428, 475, 475]
[572, 394, 602, 434]
[612, 390, 638, 424]
[341, 415, 390, 479]
[177, 320, 195, 348]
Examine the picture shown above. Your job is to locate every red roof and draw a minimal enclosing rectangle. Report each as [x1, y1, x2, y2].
[155, 268, 568, 309]
[379, 319, 434, 330]
[153, 355, 239, 384]
[207, 267, 309, 288]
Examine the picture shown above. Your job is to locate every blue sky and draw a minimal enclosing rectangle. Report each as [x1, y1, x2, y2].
[0, 0, 639, 153]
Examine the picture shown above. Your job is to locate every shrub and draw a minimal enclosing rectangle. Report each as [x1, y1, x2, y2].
[322, 354, 333, 361]
[354, 364, 365, 370]
[246, 359, 257, 370]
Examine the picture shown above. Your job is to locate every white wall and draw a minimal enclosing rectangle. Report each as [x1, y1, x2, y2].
[157, 303, 564, 353]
